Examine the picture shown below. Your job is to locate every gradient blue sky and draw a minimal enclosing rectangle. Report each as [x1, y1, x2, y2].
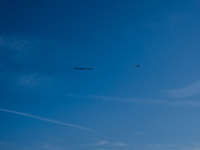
[1, 0, 200, 150]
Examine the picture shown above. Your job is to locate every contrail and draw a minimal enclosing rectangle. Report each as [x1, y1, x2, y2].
[0, 108, 95, 132]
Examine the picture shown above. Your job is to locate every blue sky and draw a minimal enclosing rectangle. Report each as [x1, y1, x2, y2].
[1, 0, 200, 149]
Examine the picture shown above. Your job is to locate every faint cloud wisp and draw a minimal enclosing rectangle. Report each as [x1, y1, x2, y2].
[112, 142, 127, 147]
[0, 35, 30, 50]
[168, 81, 200, 98]
[92, 141, 110, 146]
[0, 108, 95, 132]
[88, 95, 200, 107]
[17, 74, 52, 88]
[86, 140, 127, 148]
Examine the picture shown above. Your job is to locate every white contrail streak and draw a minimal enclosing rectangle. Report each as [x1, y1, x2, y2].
[0, 108, 95, 132]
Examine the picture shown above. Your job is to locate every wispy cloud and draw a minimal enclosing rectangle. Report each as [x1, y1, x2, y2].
[17, 74, 52, 88]
[0, 108, 95, 132]
[148, 143, 161, 147]
[89, 95, 200, 107]
[112, 142, 127, 147]
[85, 140, 127, 148]
[168, 81, 200, 98]
[0, 34, 83, 70]
[91, 141, 110, 146]
[65, 93, 200, 107]
[0, 35, 30, 51]
[146, 142, 200, 150]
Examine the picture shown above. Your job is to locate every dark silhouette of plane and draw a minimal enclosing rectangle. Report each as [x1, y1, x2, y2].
[73, 68, 93, 70]
[135, 64, 139, 67]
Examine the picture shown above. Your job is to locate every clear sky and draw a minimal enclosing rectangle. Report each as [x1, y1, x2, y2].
[1, 0, 200, 150]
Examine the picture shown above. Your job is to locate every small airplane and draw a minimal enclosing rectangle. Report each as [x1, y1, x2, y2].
[73, 68, 93, 70]
[135, 64, 139, 67]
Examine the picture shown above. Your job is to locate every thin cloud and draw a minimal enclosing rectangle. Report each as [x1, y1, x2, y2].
[65, 93, 200, 107]
[146, 142, 200, 150]
[112, 142, 127, 147]
[0, 35, 30, 51]
[168, 81, 200, 98]
[86, 140, 127, 147]
[17, 74, 52, 88]
[92, 141, 110, 146]
[0, 108, 95, 132]
[89, 95, 200, 107]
